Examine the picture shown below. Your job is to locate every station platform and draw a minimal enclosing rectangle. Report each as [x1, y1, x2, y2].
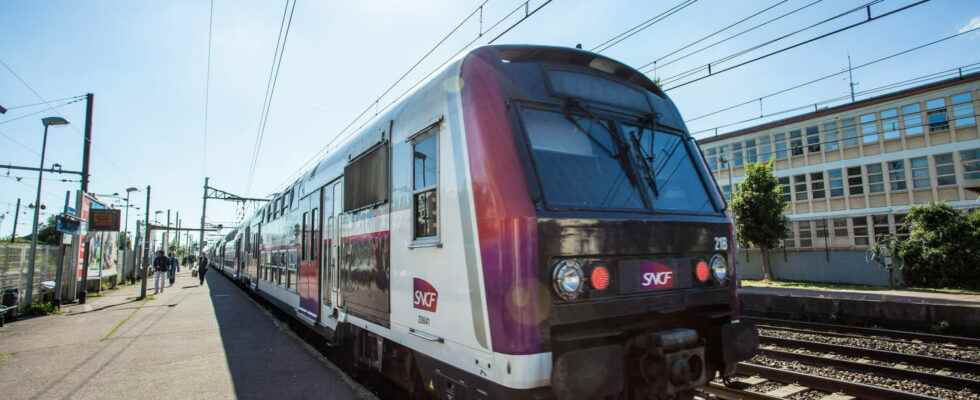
[738, 284, 980, 337]
[739, 286, 980, 307]
[0, 270, 375, 400]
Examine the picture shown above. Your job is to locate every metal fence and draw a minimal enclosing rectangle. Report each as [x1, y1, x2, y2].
[0, 243, 73, 305]
[736, 248, 896, 286]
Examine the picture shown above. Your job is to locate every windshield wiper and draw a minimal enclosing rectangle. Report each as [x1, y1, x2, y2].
[561, 98, 651, 207]
[629, 113, 661, 197]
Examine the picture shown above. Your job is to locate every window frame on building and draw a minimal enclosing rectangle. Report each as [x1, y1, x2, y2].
[852, 216, 869, 246]
[961, 148, 980, 180]
[789, 129, 804, 156]
[952, 92, 975, 128]
[774, 132, 788, 160]
[887, 160, 907, 192]
[902, 102, 924, 136]
[828, 168, 844, 197]
[745, 138, 757, 164]
[934, 152, 956, 186]
[758, 134, 772, 162]
[860, 113, 878, 144]
[880, 108, 900, 140]
[842, 117, 859, 147]
[793, 174, 808, 201]
[798, 220, 813, 248]
[805, 125, 820, 153]
[909, 156, 930, 189]
[926, 97, 949, 132]
[778, 176, 791, 202]
[810, 171, 825, 200]
[847, 166, 864, 195]
[866, 163, 885, 193]
[822, 121, 839, 151]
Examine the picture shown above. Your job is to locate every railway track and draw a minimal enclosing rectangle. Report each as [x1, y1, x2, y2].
[702, 318, 980, 400]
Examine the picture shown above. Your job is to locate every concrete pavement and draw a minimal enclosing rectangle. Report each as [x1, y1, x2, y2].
[0, 269, 376, 400]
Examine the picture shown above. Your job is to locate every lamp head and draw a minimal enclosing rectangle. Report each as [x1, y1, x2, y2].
[126, 187, 139, 193]
[42, 116, 70, 126]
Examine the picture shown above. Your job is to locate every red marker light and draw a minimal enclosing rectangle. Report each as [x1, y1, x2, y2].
[590, 266, 610, 290]
[695, 260, 711, 283]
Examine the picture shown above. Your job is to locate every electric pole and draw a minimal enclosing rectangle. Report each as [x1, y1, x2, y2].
[10, 198, 20, 242]
[847, 54, 856, 103]
[81, 93, 93, 193]
[140, 186, 151, 299]
[199, 177, 208, 258]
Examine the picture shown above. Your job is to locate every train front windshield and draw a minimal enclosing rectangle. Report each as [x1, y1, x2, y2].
[520, 107, 718, 214]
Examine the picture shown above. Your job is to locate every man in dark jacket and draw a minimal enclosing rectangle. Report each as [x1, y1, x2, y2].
[198, 254, 209, 286]
[152, 250, 169, 294]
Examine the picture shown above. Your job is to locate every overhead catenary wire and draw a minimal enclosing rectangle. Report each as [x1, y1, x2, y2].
[590, 0, 699, 54]
[2, 95, 86, 112]
[0, 97, 86, 125]
[245, 0, 297, 195]
[0, 128, 41, 156]
[662, 0, 931, 91]
[658, 0, 883, 86]
[637, 0, 804, 74]
[273, 0, 555, 194]
[684, 25, 980, 126]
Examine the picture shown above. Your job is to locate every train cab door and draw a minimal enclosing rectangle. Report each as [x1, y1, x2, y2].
[322, 179, 343, 316]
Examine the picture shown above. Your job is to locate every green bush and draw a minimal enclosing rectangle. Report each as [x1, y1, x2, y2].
[897, 204, 980, 289]
[28, 302, 58, 316]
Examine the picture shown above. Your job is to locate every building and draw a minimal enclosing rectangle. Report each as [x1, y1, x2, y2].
[696, 72, 979, 285]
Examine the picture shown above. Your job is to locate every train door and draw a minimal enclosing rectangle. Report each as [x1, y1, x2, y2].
[298, 190, 321, 321]
[323, 179, 343, 310]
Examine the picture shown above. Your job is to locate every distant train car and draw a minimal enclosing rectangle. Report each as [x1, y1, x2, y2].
[220, 45, 757, 399]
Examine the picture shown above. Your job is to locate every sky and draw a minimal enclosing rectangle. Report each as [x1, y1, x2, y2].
[1, 0, 978, 245]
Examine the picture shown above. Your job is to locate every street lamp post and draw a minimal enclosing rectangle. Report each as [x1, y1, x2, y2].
[25, 116, 70, 308]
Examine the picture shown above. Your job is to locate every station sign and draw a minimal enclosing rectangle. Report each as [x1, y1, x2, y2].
[89, 209, 121, 231]
[56, 214, 82, 235]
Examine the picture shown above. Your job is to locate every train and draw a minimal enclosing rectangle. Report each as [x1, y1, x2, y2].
[208, 45, 758, 400]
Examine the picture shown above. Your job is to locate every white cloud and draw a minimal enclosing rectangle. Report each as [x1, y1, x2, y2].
[959, 16, 980, 35]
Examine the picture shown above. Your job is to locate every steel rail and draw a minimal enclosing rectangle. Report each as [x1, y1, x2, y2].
[699, 381, 786, 400]
[737, 363, 942, 400]
[757, 347, 980, 392]
[745, 317, 980, 348]
[758, 324, 980, 350]
[759, 335, 980, 374]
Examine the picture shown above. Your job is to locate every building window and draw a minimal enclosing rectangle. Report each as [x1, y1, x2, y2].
[847, 166, 863, 195]
[732, 142, 743, 167]
[806, 125, 820, 153]
[888, 160, 907, 191]
[758, 135, 771, 162]
[774, 132, 788, 160]
[852, 217, 869, 246]
[823, 121, 839, 151]
[790, 130, 804, 156]
[706, 148, 717, 171]
[926, 98, 948, 131]
[717, 144, 728, 169]
[961, 148, 980, 180]
[934, 153, 956, 186]
[861, 113, 878, 144]
[872, 215, 890, 242]
[909, 157, 930, 189]
[782, 225, 795, 249]
[722, 184, 732, 201]
[778, 176, 791, 202]
[952, 92, 975, 128]
[815, 219, 828, 239]
[793, 174, 808, 201]
[902, 103, 923, 136]
[841, 117, 858, 147]
[344, 143, 390, 211]
[832, 218, 848, 238]
[413, 131, 439, 239]
[798, 221, 813, 248]
[881, 108, 899, 140]
[866, 163, 884, 193]
[810, 172, 825, 199]
[745, 139, 757, 164]
[894, 214, 909, 240]
[828, 168, 844, 197]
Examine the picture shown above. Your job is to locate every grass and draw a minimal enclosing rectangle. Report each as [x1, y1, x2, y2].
[0, 353, 9, 367]
[740, 279, 980, 296]
[27, 302, 61, 316]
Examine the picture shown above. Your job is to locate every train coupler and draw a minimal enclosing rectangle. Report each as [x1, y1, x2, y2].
[625, 328, 706, 399]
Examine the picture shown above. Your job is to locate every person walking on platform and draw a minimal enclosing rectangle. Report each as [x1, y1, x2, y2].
[198, 253, 209, 286]
[152, 250, 169, 294]
[168, 253, 178, 286]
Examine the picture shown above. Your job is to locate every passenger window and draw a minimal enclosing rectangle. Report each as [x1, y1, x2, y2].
[344, 144, 389, 211]
[413, 132, 438, 239]
[301, 212, 309, 260]
[310, 208, 318, 259]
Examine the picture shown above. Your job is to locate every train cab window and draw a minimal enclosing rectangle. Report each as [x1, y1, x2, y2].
[344, 144, 389, 211]
[413, 131, 439, 239]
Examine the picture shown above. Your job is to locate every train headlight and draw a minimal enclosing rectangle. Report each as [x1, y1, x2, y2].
[553, 259, 584, 300]
[710, 254, 728, 282]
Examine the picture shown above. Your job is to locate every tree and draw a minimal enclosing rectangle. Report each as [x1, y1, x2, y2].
[729, 162, 789, 280]
[35, 216, 62, 246]
[897, 203, 980, 289]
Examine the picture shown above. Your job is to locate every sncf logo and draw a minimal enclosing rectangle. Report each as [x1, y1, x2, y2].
[413, 278, 438, 312]
[640, 262, 674, 289]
